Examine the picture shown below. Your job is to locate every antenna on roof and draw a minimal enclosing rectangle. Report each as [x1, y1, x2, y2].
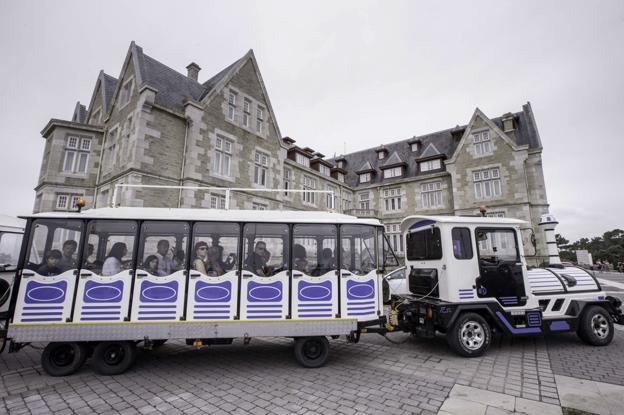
[343, 142, 346, 155]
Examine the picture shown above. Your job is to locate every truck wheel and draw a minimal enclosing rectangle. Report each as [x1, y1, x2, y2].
[447, 313, 491, 357]
[577, 305, 614, 346]
[92, 341, 137, 375]
[41, 342, 88, 377]
[294, 336, 329, 368]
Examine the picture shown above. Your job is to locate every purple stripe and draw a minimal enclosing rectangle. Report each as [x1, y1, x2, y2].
[80, 317, 120, 321]
[193, 310, 230, 314]
[83, 305, 122, 309]
[194, 304, 230, 308]
[139, 311, 177, 315]
[248, 304, 282, 308]
[247, 309, 281, 314]
[192, 316, 230, 319]
[246, 315, 284, 319]
[299, 303, 333, 307]
[347, 306, 375, 311]
[296, 308, 332, 312]
[22, 312, 63, 316]
[298, 314, 333, 318]
[495, 311, 541, 334]
[23, 306, 64, 310]
[137, 317, 177, 321]
[348, 311, 376, 316]
[81, 311, 120, 315]
[348, 301, 376, 305]
[21, 318, 63, 322]
[140, 305, 177, 308]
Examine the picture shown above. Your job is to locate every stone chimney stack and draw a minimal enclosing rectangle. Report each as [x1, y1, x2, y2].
[186, 62, 201, 81]
[538, 214, 561, 265]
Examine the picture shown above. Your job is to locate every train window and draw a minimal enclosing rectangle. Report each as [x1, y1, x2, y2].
[475, 228, 519, 262]
[192, 222, 239, 277]
[406, 227, 442, 261]
[293, 224, 337, 276]
[138, 221, 189, 276]
[243, 223, 289, 277]
[82, 220, 138, 275]
[452, 227, 473, 260]
[0, 232, 22, 271]
[26, 219, 83, 275]
[341, 225, 377, 276]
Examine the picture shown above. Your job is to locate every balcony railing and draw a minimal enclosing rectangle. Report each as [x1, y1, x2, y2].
[345, 208, 379, 218]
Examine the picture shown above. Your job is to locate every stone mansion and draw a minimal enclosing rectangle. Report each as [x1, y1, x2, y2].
[34, 42, 550, 261]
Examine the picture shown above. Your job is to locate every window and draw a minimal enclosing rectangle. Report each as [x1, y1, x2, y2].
[326, 185, 337, 209]
[406, 228, 442, 261]
[385, 223, 403, 253]
[358, 192, 370, 210]
[252, 202, 267, 210]
[384, 167, 402, 178]
[452, 228, 473, 259]
[243, 223, 289, 277]
[83, 220, 137, 276]
[228, 91, 237, 121]
[296, 153, 310, 167]
[473, 131, 492, 156]
[421, 181, 443, 208]
[342, 197, 352, 211]
[293, 224, 337, 277]
[411, 143, 418, 152]
[103, 128, 118, 172]
[283, 168, 292, 196]
[254, 151, 269, 187]
[192, 222, 239, 277]
[383, 188, 402, 212]
[473, 167, 502, 199]
[213, 136, 233, 177]
[25, 219, 83, 275]
[319, 164, 331, 176]
[119, 78, 134, 108]
[63, 137, 91, 174]
[256, 106, 264, 133]
[0, 232, 22, 271]
[210, 194, 226, 209]
[337, 161, 345, 169]
[336, 172, 345, 183]
[341, 225, 377, 276]
[138, 221, 189, 277]
[475, 228, 519, 262]
[359, 172, 371, 183]
[302, 175, 316, 204]
[420, 159, 441, 172]
[378, 152, 385, 160]
[243, 98, 251, 127]
[56, 195, 68, 210]
[90, 108, 101, 125]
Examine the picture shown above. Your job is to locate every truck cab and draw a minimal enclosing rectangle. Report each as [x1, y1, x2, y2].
[392, 215, 624, 357]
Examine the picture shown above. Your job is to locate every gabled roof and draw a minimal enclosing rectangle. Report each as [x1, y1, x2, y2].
[101, 72, 118, 113]
[201, 56, 247, 94]
[355, 160, 375, 174]
[418, 142, 443, 160]
[380, 151, 406, 169]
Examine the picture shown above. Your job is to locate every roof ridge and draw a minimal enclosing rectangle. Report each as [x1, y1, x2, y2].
[142, 52, 206, 88]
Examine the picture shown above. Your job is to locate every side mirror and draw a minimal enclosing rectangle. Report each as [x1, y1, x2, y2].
[0, 279, 10, 308]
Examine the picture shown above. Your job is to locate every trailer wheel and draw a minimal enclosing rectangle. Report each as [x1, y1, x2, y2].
[577, 305, 614, 346]
[294, 336, 329, 368]
[92, 341, 137, 375]
[447, 313, 491, 357]
[41, 342, 88, 377]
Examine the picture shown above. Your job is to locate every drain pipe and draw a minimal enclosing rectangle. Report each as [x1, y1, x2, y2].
[178, 116, 192, 208]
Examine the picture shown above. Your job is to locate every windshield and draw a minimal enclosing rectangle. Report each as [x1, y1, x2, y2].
[0, 232, 22, 271]
[406, 227, 442, 261]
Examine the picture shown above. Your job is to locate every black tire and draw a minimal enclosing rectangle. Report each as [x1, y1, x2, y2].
[41, 342, 88, 377]
[293, 336, 330, 368]
[577, 305, 614, 346]
[447, 312, 491, 357]
[92, 341, 137, 375]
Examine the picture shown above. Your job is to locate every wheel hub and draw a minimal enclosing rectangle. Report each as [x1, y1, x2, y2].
[460, 321, 485, 350]
[103, 345, 125, 365]
[591, 314, 609, 339]
[51, 345, 75, 367]
[303, 340, 322, 359]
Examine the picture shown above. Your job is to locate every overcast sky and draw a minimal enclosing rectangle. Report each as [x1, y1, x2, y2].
[1, 0, 622, 241]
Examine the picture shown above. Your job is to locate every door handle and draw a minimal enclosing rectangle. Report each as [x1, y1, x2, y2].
[80, 273, 91, 278]
[292, 273, 303, 278]
[242, 273, 253, 279]
[22, 272, 34, 278]
[136, 273, 147, 278]
[190, 273, 201, 278]
[341, 272, 352, 278]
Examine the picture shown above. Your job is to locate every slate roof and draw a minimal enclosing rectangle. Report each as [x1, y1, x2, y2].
[381, 151, 406, 168]
[329, 103, 542, 188]
[72, 102, 87, 123]
[418, 142, 442, 160]
[101, 72, 119, 113]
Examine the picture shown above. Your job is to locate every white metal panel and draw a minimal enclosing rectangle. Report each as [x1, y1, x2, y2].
[186, 270, 238, 320]
[13, 270, 77, 323]
[239, 270, 289, 320]
[130, 270, 186, 321]
[340, 270, 380, 320]
[526, 268, 565, 294]
[72, 269, 133, 322]
[291, 271, 338, 319]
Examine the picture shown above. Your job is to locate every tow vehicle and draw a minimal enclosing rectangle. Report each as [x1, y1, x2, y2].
[386, 214, 624, 356]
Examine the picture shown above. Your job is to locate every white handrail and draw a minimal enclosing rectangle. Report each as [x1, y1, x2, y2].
[111, 184, 337, 211]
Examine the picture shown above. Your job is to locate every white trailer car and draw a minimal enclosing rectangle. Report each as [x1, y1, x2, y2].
[2, 208, 391, 375]
[0, 215, 25, 330]
[387, 215, 624, 356]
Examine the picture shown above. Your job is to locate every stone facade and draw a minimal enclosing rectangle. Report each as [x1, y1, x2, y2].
[33, 42, 551, 264]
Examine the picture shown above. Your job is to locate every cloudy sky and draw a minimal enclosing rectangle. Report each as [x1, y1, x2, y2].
[0, 0, 622, 241]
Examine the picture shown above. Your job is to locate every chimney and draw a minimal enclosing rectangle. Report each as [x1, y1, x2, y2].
[186, 62, 201, 81]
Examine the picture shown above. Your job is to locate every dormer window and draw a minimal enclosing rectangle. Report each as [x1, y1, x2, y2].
[378, 152, 385, 160]
[337, 172, 345, 183]
[296, 152, 310, 167]
[359, 172, 371, 183]
[319, 164, 331, 176]
[473, 131, 492, 155]
[411, 143, 418, 152]
[337, 160, 345, 169]
[420, 159, 441, 172]
[383, 166, 403, 179]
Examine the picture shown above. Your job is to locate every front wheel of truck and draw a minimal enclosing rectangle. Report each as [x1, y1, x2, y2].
[447, 312, 491, 357]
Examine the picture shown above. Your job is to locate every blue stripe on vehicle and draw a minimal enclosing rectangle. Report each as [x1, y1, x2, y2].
[194, 304, 230, 308]
[81, 311, 120, 315]
[296, 308, 332, 312]
[247, 304, 282, 308]
[80, 317, 119, 321]
[23, 306, 64, 310]
[348, 312, 376, 316]
[193, 310, 230, 314]
[298, 314, 333, 318]
[192, 316, 230, 320]
[82, 305, 122, 309]
[246, 315, 284, 319]
[139, 311, 177, 315]
[22, 312, 63, 316]
[299, 303, 332, 307]
[140, 305, 177, 308]
[21, 318, 63, 322]
[137, 317, 177, 321]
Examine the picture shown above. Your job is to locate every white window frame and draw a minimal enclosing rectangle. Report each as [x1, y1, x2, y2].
[473, 167, 502, 200]
[384, 167, 402, 178]
[243, 98, 251, 127]
[302, 175, 317, 204]
[63, 136, 91, 174]
[296, 153, 310, 167]
[421, 181, 443, 208]
[213, 135, 233, 178]
[228, 91, 237, 121]
[473, 131, 492, 156]
[359, 172, 371, 183]
[326, 185, 337, 209]
[256, 106, 264, 134]
[378, 152, 385, 160]
[382, 188, 402, 212]
[319, 164, 331, 176]
[119, 77, 134, 109]
[254, 151, 269, 187]
[411, 143, 418, 152]
[337, 172, 345, 183]
[209, 193, 226, 209]
[385, 222, 403, 253]
[56, 194, 69, 210]
[358, 192, 370, 210]
[283, 168, 292, 196]
[420, 159, 441, 172]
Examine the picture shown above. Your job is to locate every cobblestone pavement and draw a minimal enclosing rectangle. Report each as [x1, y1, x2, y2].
[1, 328, 622, 414]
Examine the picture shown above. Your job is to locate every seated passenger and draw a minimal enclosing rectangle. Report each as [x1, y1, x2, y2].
[37, 250, 63, 276]
[58, 240, 78, 271]
[144, 255, 159, 275]
[245, 241, 268, 277]
[215, 244, 236, 271]
[293, 244, 308, 273]
[206, 246, 227, 276]
[313, 248, 335, 276]
[102, 242, 128, 276]
[192, 241, 208, 275]
[155, 239, 175, 276]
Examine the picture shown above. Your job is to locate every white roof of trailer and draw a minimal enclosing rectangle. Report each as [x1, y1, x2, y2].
[401, 215, 526, 231]
[0, 214, 25, 232]
[21, 207, 383, 226]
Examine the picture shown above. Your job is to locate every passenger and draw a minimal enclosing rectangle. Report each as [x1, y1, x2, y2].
[314, 248, 335, 275]
[215, 243, 236, 271]
[293, 244, 308, 273]
[84, 243, 96, 270]
[245, 241, 268, 277]
[173, 248, 185, 270]
[192, 241, 208, 275]
[102, 242, 128, 276]
[58, 240, 78, 271]
[155, 239, 175, 276]
[37, 250, 63, 276]
[206, 245, 227, 276]
[144, 255, 159, 275]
